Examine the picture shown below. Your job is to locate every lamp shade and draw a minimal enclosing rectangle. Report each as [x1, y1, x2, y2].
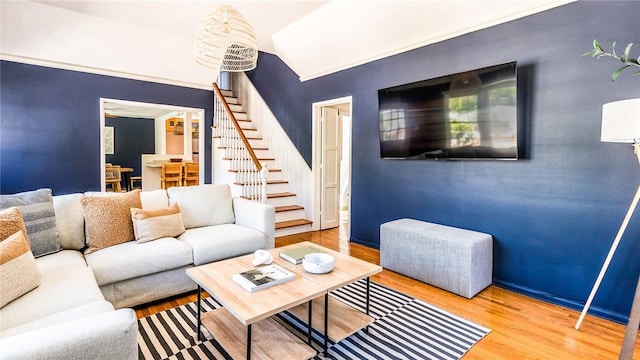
[601, 98, 640, 143]
[194, 5, 258, 72]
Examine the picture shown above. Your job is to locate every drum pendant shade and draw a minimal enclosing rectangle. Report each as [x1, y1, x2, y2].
[194, 5, 258, 72]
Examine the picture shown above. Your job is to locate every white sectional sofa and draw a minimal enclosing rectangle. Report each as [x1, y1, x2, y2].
[0, 184, 275, 359]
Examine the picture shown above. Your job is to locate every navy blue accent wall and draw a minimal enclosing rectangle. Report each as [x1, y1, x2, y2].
[0, 61, 213, 195]
[247, 1, 640, 323]
[105, 116, 155, 177]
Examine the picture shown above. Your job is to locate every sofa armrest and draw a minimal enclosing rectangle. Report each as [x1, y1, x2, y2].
[0, 309, 138, 360]
[233, 197, 275, 249]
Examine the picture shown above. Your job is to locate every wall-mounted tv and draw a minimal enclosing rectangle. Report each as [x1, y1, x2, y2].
[378, 62, 518, 160]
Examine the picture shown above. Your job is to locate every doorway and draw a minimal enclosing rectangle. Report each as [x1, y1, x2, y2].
[99, 98, 205, 191]
[312, 97, 352, 234]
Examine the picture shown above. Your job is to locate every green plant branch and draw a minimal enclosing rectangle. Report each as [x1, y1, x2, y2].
[584, 39, 640, 81]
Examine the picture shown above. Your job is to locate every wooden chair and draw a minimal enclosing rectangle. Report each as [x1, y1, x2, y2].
[105, 165, 122, 192]
[182, 162, 199, 186]
[161, 163, 182, 189]
[129, 176, 142, 190]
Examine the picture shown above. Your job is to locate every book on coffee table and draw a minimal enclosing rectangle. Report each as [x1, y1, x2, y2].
[232, 264, 295, 293]
[279, 245, 325, 265]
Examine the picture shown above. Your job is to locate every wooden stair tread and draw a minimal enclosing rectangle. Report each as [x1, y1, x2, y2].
[267, 192, 296, 198]
[228, 168, 281, 173]
[239, 192, 294, 200]
[275, 205, 304, 212]
[218, 146, 268, 151]
[223, 157, 275, 161]
[276, 219, 313, 230]
[213, 126, 256, 131]
[234, 180, 288, 186]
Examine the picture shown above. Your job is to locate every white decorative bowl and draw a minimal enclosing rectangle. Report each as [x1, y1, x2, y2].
[302, 253, 335, 274]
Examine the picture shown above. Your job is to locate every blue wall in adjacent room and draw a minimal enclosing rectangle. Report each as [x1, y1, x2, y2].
[246, 1, 640, 323]
[105, 116, 155, 178]
[0, 61, 213, 195]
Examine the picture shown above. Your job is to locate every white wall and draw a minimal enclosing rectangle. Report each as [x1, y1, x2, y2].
[0, 1, 214, 89]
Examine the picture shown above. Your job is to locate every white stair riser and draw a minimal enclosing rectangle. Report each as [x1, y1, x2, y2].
[224, 97, 239, 104]
[215, 126, 257, 133]
[233, 172, 283, 183]
[275, 224, 314, 237]
[252, 149, 271, 158]
[227, 162, 276, 171]
[266, 196, 298, 207]
[265, 183, 289, 193]
[276, 209, 307, 222]
[229, 104, 243, 112]
[233, 112, 248, 120]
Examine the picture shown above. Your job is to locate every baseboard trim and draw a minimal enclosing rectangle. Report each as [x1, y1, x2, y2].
[349, 238, 629, 325]
[493, 279, 629, 325]
[349, 237, 379, 249]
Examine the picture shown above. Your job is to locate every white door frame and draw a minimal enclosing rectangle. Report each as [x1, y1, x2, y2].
[99, 98, 205, 191]
[312, 96, 352, 232]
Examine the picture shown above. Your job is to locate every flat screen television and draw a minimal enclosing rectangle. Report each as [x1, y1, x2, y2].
[378, 61, 518, 160]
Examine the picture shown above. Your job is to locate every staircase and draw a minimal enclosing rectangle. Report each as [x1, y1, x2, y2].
[212, 84, 313, 235]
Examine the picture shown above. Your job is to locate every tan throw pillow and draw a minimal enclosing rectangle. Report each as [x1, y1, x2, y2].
[0, 231, 42, 308]
[81, 190, 142, 254]
[131, 204, 185, 243]
[0, 207, 28, 242]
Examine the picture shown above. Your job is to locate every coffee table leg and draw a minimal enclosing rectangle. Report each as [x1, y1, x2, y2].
[247, 324, 252, 360]
[197, 286, 202, 342]
[307, 299, 313, 345]
[366, 277, 371, 334]
[324, 293, 329, 357]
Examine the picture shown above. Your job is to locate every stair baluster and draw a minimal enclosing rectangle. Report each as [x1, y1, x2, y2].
[213, 83, 264, 202]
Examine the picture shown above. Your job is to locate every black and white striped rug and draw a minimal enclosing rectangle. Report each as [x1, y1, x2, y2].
[138, 280, 490, 360]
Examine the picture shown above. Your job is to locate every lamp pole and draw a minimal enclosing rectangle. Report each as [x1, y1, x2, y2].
[575, 141, 640, 330]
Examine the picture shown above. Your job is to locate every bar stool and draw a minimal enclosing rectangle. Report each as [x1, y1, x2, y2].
[161, 163, 182, 189]
[182, 162, 199, 186]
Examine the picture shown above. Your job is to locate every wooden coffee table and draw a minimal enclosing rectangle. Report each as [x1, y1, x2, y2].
[186, 242, 382, 359]
[274, 242, 383, 356]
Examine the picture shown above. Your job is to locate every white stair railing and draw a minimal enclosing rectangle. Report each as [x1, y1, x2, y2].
[213, 83, 267, 202]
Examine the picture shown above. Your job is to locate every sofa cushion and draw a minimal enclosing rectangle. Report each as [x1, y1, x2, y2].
[0, 189, 61, 257]
[52, 193, 86, 250]
[0, 207, 28, 242]
[81, 190, 142, 254]
[0, 300, 114, 338]
[131, 204, 185, 243]
[36, 249, 87, 272]
[167, 184, 234, 229]
[0, 258, 104, 331]
[0, 231, 41, 308]
[178, 224, 267, 265]
[85, 238, 193, 286]
[140, 189, 169, 209]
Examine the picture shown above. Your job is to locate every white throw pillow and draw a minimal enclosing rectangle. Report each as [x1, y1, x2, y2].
[167, 184, 235, 229]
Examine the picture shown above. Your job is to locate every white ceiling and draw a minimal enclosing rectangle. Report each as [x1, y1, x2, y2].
[1, 0, 574, 88]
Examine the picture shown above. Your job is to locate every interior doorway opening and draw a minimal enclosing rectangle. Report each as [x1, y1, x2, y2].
[312, 97, 352, 237]
[99, 98, 205, 192]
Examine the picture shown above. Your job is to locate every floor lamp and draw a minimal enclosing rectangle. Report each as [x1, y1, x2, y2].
[575, 98, 640, 331]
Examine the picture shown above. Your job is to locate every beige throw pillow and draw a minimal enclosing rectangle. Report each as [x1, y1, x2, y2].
[0, 231, 42, 308]
[131, 204, 185, 243]
[81, 190, 142, 254]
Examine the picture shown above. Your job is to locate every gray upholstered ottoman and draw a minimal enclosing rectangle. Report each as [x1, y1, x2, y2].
[380, 218, 493, 298]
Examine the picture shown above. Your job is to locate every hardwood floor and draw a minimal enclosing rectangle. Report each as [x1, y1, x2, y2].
[135, 226, 639, 359]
